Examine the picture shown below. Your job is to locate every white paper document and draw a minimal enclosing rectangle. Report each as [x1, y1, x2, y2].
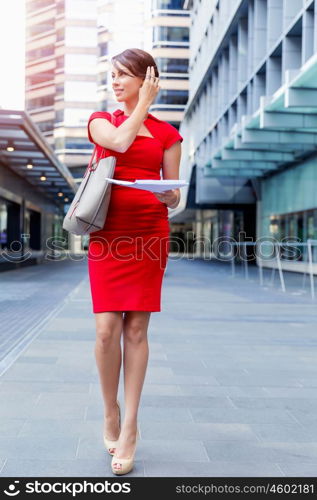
[105, 178, 189, 193]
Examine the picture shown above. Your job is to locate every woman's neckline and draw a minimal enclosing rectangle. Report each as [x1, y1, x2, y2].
[135, 135, 156, 139]
[119, 111, 155, 139]
[122, 112, 149, 120]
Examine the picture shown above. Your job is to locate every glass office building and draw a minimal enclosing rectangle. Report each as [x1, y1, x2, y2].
[145, 0, 190, 128]
[25, 0, 99, 182]
[173, 0, 317, 271]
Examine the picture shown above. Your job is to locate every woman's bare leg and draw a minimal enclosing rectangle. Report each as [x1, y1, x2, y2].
[113, 311, 151, 465]
[94, 311, 123, 443]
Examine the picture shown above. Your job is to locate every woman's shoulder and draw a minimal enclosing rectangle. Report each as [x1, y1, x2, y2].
[149, 115, 183, 149]
[88, 110, 111, 122]
[150, 114, 182, 133]
[87, 111, 113, 144]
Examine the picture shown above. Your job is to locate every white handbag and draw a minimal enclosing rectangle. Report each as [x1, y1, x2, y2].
[63, 114, 117, 235]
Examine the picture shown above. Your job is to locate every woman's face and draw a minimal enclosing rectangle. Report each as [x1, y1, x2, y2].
[111, 61, 143, 102]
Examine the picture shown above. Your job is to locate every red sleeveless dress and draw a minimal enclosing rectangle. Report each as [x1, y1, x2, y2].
[87, 109, 183, 313]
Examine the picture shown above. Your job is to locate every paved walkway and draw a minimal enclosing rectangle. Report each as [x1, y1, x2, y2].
[0, 258, 87, 375]
[1, 256, 317, 477]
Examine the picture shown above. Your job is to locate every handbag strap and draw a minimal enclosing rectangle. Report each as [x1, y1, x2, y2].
[86, 112, 116, 174]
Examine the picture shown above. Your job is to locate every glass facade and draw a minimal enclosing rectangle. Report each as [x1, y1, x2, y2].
[26, 46, 54, 61]
[26, 95, 54, 108]
[26, 19, 55, 38]
[153, 0, 185, 9]
[37, 120, 55, 132]
[0, 197, 45, 253]
[0, 198, 21, 251]
[26, 71, 54, 86]
[157, 89, 188, 105]
[266, 209, 317, 263]
[0, 199, 8, 249]
[261, 155, 317, 223]
[24, 209, 42, 251]
[180, 0, 317, 272]
[27, 0, 54, 12]
[153, 26, 189, 43]
[261, 154, 317, 263]
[26, 0, 99, 180]
[157, 57, 188, 73]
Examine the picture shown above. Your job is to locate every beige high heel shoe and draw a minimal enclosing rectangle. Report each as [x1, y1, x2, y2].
[111, 427, 140, 475]
[103, 400, 121, 456]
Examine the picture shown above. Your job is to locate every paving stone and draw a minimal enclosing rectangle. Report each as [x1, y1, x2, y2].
[0, 260, 87, 368]
[138, 439, 209, 462]
[0, 419, 26, 437]
[277, 462, 317, 476]
[0, 436, 79, 459]
[189, 407, 299, 424]
[0, 458, 143, 477]
[249, 423, 315, 442]
[0, 381, 90, 393]
[1, 257, 317, 477]
[139, 421, 257, 441]
[15, 356, 58, 364]
[144, 460, 282, 477]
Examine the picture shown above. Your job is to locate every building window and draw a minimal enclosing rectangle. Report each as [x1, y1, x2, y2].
[26, 71, 54, 87]
[56, 56, 64, 68]
[65, 139, 91, 149]
[55, 109, 64, 123]
[153, 26, 189, 43]
[56, 0, 65, 15]
[56, 27, 64, 42]
[27, 0, 54, 12]
[152, 0, 185, 9]
[26, 20, 55, 38]
[55, 137, 65, 149]
[25, 209, 42, 251]
[26, 45, 54, 61]
[156, 89, 188, 105]
[37, 120, 54, 132]
[55, 137, 90, 150]
[56, 84, 64, 96]
[0, 199, 8, 249]
[26, 95, 54, 108]
[269, 209, 317, 262]
[0, 197, 20, 251]
[99, 42, 108, 57]
[98, 71, 108, 85]
[157, 57, 188, 73]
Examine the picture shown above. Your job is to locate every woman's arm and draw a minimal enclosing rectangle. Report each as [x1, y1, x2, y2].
[153, 140, 182, 209]
[89, 101, 150, 153]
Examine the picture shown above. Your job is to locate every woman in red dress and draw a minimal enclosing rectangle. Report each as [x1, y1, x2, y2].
[87, 48, 183, 475]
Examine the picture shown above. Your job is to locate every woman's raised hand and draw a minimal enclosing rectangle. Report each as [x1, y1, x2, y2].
[139, 66, 160, 107]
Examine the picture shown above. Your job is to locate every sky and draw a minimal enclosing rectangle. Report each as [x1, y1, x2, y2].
[0, 0, 26, 110]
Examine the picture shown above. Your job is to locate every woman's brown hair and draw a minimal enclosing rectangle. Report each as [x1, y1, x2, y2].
[111, 48, 159, 79]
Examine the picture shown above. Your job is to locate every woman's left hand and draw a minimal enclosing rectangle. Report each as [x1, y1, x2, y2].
[153, 189, 180, 209]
